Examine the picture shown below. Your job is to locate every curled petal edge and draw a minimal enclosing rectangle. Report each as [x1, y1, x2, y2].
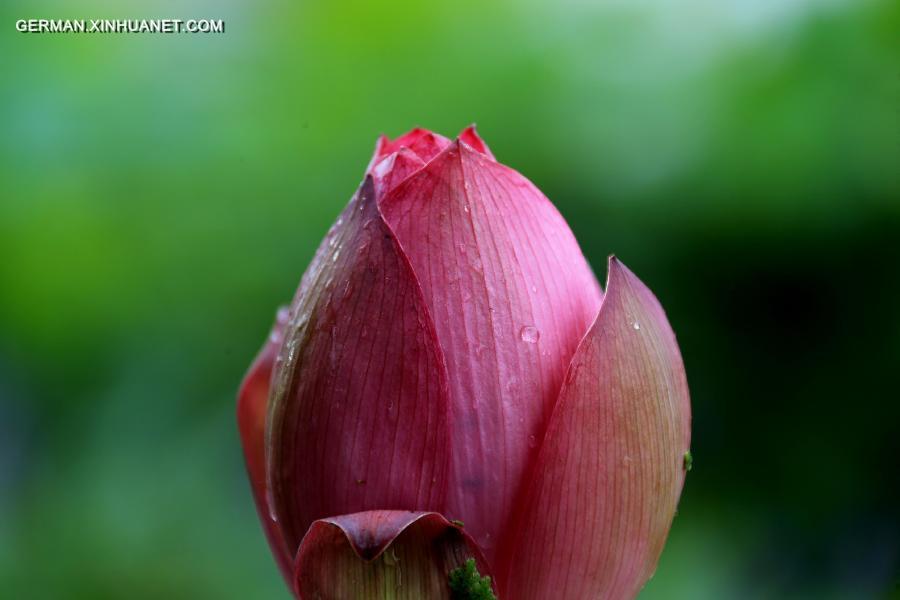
[294, 510, 496, 599]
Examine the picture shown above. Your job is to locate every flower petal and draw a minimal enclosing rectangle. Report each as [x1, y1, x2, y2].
[369, 128, 452, 170]
[371, 148, 426, 199]
[380, 141, 602, 561]
[266, 177, 452, 557]
[502, 257, 692, 598]
[458, 125, 496, 160]
[405, 130, 452, 164]
[294, 510, 495, 599]
[236, 307, 293, 584]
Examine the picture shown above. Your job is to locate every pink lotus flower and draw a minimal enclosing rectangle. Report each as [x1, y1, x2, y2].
[238, 127, 692, 599]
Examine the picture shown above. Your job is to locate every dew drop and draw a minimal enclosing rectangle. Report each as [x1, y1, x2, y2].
[528, 434, 538, 448]
[632, 321, 641, 330]
[519, 326, 540, 344]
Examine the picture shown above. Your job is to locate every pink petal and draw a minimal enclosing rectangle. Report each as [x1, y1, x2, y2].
[502, 257, 692, 598]
[371, 148, 426, 199]
[458, 125, 496, 160]
[379, 141, 602, 561]
[266, 178, 452, 557]
[369, 128, 452, 170]
[236, 307, 293, 584]
[366, 134, 392, 173]
[294, 510, 495, 599]
[405, 130, 452, 164]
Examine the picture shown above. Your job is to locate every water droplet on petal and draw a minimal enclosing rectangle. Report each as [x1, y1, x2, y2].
[520, 326, 540, 344]
[632, 321, 641, 330]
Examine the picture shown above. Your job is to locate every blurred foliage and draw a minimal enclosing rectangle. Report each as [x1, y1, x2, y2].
[1, 0, 898, 598]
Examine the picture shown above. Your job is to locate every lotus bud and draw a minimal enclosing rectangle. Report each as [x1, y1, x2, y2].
[238, 127, 691, 599]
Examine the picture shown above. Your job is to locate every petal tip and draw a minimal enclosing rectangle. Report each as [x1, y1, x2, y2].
[457, 124, 496, 160]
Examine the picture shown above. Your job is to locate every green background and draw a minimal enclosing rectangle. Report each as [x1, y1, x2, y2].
[2, 0, 898, 598]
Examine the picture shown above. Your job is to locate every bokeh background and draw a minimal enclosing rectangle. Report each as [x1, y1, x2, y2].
[2, 0, 898, 597]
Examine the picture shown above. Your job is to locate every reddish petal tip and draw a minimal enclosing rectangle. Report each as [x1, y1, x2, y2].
[370, 128, 451, 168]
[458, 125, 496, 160]
[371, 147, 427, 199]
